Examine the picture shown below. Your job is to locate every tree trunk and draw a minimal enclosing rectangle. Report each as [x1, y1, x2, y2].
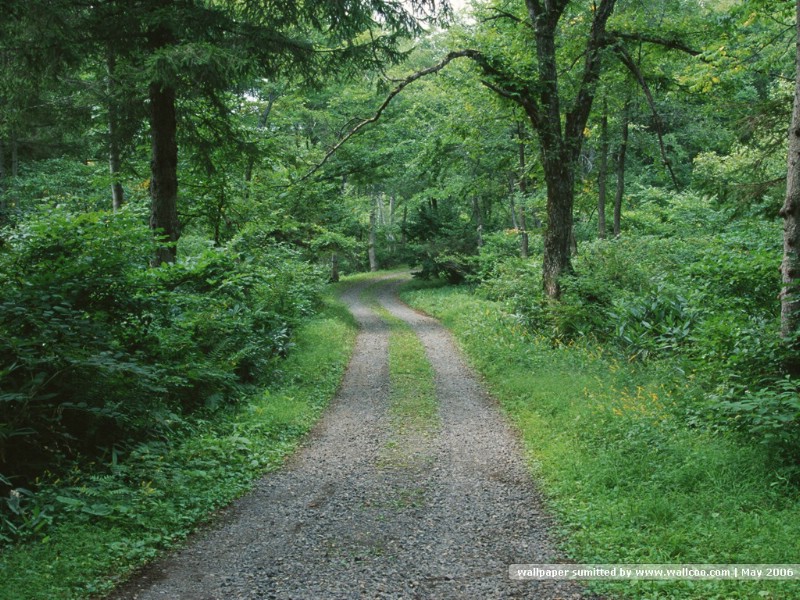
[401, 205, 407, 245]
[613, 103, 629, 237]
[107, 50, 124, 211]
[149, 80, 179, 265]
[598, 102, 608, 239]
[509, 187, 519, 229]
[376, 191, 386, 227]
[387, 193, 397, 256]
[780, 0, 800, 360]
[0, 140, 5, 215]
[472, 196, 484, 250]
[330, 252, 340, 283]
[541, 150, 575, 298]
[368, 202, 379, 272]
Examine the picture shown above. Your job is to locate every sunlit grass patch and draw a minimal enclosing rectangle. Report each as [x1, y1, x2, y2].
[401, 284, 800, 600]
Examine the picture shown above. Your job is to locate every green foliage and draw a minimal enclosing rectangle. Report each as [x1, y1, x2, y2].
[0, 295, 357, 597]
[715, 376, 800, 465]
[401, 199, 481, 282]
[0, 206, 324, 514]
[402, 285, 800, 600]
[473, 188, 798, 464]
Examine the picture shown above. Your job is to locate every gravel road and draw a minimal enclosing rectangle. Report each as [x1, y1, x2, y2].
[109, 275, 593, 599]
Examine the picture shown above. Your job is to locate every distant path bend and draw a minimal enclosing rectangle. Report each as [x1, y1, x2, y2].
[110, 274, 591, 599]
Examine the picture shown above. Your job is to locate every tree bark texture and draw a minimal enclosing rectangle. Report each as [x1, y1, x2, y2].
[780, 0, 800, 348]
[613, 104, 629, 237]
[147, 13, 179, 266]
[598, 104, 608, 239]
[149, 80, 179, 265]
[524, 0, 617, 297]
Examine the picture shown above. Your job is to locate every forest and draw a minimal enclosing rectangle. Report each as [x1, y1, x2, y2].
[1, 0, 800, 598]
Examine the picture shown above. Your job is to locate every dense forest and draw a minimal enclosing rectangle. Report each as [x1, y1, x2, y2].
[1, 0, 800, 597]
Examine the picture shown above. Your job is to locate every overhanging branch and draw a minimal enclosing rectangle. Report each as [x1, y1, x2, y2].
[613, 43, 681, 190]
[607, 31, 701, 56]
[297, 49, 481, 183]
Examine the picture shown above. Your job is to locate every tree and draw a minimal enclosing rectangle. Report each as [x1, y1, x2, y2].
[4, 0, 448, 263]
[781, 0, 800, 358]
[456, 0, 618, 297]
[442, 0, 704, 296]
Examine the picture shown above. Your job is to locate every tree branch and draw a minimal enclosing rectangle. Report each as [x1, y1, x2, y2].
[607, 31, 700, 56]
[612, 43, 681, 190]
[481, 8, 533, 29]
[564, 0, 617, 155]
[296, 49, 480, 183]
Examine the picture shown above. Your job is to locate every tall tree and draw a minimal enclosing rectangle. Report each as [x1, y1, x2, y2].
[780, 0, 800, 359]
[463, 0, 618, 297]
[446, 0, 704, 296]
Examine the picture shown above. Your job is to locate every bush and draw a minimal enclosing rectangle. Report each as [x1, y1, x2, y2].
[0, 206, 324, 494]
[714, 376, 800, 465]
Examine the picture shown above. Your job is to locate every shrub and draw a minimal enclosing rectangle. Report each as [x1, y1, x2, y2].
[0, 206, 324, 495]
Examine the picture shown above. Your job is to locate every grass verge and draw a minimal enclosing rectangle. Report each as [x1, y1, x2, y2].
[377, 303, 439, 452]
[0, 292, 357, 600]
[401, 283, 800, 600]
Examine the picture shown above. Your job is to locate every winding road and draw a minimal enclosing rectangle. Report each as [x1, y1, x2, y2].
[110, 275, 591, 599]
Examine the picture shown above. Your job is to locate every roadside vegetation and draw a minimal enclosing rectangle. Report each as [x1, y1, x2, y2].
[0, 290, 357, 599]
[3, 1, 800, 598]
[401, 197, 800, 600]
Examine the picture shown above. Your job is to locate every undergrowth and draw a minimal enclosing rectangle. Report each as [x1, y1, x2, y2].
[0, 292, 357, 600]
[401, 283, 800, 600]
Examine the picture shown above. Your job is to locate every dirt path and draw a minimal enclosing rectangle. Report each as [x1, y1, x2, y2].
[111, 275, 589, 599]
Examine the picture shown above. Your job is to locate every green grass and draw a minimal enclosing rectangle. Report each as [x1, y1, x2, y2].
[0, 292, 358, 600]
[360, 280, 439, 467]
[401, 284, 800, 600]
[379, 306, 439, 439]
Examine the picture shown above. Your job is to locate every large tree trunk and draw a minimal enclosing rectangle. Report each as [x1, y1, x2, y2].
[598, 102, 609, 239]
[613, 104, 629, 237]
[541, 149, 575, 298]
[523, 0, 616, 298]
[149, 80, 179, 265]
[107, 50, 124, 211]
[780, 0, 800, 358]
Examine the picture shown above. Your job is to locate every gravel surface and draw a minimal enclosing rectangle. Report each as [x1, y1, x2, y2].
[109, 275, 594, 600]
